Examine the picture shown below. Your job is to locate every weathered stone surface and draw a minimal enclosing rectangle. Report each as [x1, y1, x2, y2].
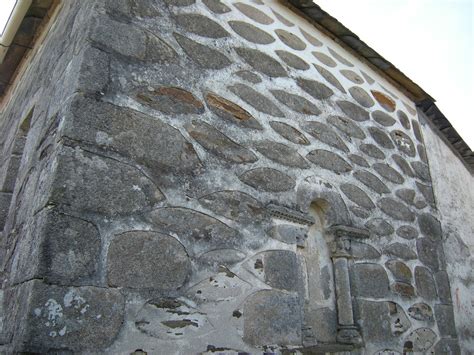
[147, 207, 241, 254]
[434, 271, 452, 303]
[174, 14, 229, 38]
[163, 0, 195, 5]
[365, 218, 394, 236]
[391, 282, 416, 298]
[239, 168, 295, 192]
[386, 260, 412, 283]
[270, 89, 321, 115]
[384, 243, 417, 260]
[174, 33, 231, 69]
[348, 154, 369, 167]
[415, 266, 437, 300]
[349, 86, 375, 108]
[0, 192, 12, 229]
[408, 302, 433, 321]
[312, 51, 337, 67]
[243, 290, 301, 346]
[296, 77, 334, 100]
[435, 305, 457, 337]
[350, 206, 370, 218]
[65, 99, 201, 174]
[433, 338, 461, 354]
[397, 110, 410, 129]
[302, 121, 349, 152]
[136, 86, 204, 114]
[235, 47, 287, 77]
[337, 100, 369, 121]
[361, 70, 375, 84]
[371, 90, 396, 112]
[341, 183, 375, 210]
[395, 188, 416, 205]
[416, 182, 435, 207]
[255, 140, 309, 168]
[417, 144, 428, 163]
[107, 231, 190, 290]
[228, 21, 275, 44]
[360, 143, 386, 159]
[378, 198, 415, 222]
[412, 120, 424, 143]
[396, 225, 419, 240]
[353, 170, 390, 194]
[203, 0, 231, 13]
[411, 161, 431, 182]
[307, 150, 352, 173]
[328, 47, 353, 66]
[234, 70, 262, 84]
[304, 307, 337, 343]
[275, 29, 306, 50]
[269, 224, 306, 244]
[392, 154, 415, 177]
[340, 69, 364, 84]
[229, 83, 284, 117]
[314, 64, 346, 93]
[50, 147, 163, 216]
[418, 213, 442, 241]
[355, 300, 395, 344]
[205, 92, 262, 129]
[373, 163, 404, 184]
[391, 130, 416, 157]
[271, 9, 294, 27]
[416, 237, 440, 271]
[352, 263, 389, 298]
[351, 241, 381, 259]
[368, 127, 395, 149]
[275, 50, 310, 70]
[185, 120, 257, 164]
[405, 328, 437, 352]
[372, 110, 396, 127]
[263, 250, 299, 291]
[234, 2, 274, 25]
[328, 115, 366, 140]
[269, 121, 309, 145]
[300, 28, 322, 46]
[108, 0, 161, 18]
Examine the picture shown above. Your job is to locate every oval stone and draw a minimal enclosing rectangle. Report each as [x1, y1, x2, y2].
[314, 64, 346, 93]
[235, 47, 287, 77]
[307, 150, 352, 174]
[373, 163, 405, 184]
[371, 90, 396, 112]
[312, 51, 337, 67]
[337, 100, 369, 121]
[229, 83, 284, 117]
[368, 126, 395, 149]
[275, 50, 310, 70]
[296, 77, 333, 100]
[174, 14, 229, 38]
[239, 168, 296, 192]
[391, 130, 416, 157]
[378, 197, 415, 221]
[327, 115, 366, 140]
[340, 69, 364, 84]
[300, 28, 323, 46]
[234, 2, 274, 25]
[255, 140, 309, 168]
[349, 86, 375, 108]
[372, 110, 396, 127]
[275, 29, 306, 50]
[360, 144, 386, 159]
[353, 170, 390, 194]
[397, 110, 411, 129]
[203, 0, 231, 14]
[229, 21, 275, 44]
[270, 89, 321, 115]
[269, 121, 310, 145]
[328, 47, 353, 67]
[302, 121, 349, 152]
[174, 33, 231, 69]
[340, 183, 375, 210]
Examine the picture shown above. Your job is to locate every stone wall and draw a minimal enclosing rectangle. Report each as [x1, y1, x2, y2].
[0, 0, 463, 353]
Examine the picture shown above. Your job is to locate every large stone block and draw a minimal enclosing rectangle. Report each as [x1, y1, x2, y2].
[351, 263, 389, 298]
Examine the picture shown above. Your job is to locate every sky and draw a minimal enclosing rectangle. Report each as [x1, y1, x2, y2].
[0, 0, 472, 148]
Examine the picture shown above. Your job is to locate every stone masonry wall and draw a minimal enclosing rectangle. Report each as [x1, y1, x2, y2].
[0, 0, 462, 353]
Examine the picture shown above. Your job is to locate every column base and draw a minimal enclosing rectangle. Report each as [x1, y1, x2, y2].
[336, 325, 363, 346]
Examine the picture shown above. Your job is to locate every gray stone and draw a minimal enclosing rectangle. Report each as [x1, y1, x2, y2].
[234, 2, 274, 25]
[255, 140, 309, 168]
[348, 154, 370, 167]
[412, 120, 424, 143]
[302, 121, 348, 152]
[360, 143, 386, 159]
[199, 249, 246, 265]
[174, 33, 231, 69]
[235, 47, 287, 77]
[136, 86, 205, 114]
[198, 190, 266, 224]
[341, 183, 375, 210]
[174, 14, 229, 38]
[384, 243, 417, 260]
[315, 64, 346, 93]
[411, 161, 431, 182]
[76, 46, 110, 94]
[264, 250, 300, 291]
[418, 213, 442, 241]
[391, 282, 416, 298]
[269, 224, 307, 244]
[163, 0, 195, 5]
[416, 237, 440, 271]
[272, 9, 294, 27]
[275, 50, 310, 70]
[350, 206, 370, 218]
[0, 192, 12, 230]
[361, 70, 375, 84]
[415, 266, 437, 300]
[395, 189, 416, 205]
[205, 92, 262, 130]
[351, 241, 381, 259]
[239, 168, 295, 192]
[296, 77, 334, 100]
[397, 110, 410, 129]
[337, 100, 369, 121]
[307, 149, 352, 174]
[416, 182, 435, 207]
[373, 163, 405, 184]
[270, 89, 321, 115]
[391, 130, 416, 157]
[368, 127, 395, 149]
[300, 28, 323, 46]
[340, 69, 364, 84]
[203, 0, 231, 13]
[328, 115, 366, 140]
[386, 260, 412, 283]
[107, 231, 190, 290]
[312, 51, 337, 67]
[408, 302, 433, 321]
[351, 263, 389, 298]
[243, 290, 301, 346]
[229, 21, 275, 44]
[328, 47, 353, 66]
[349, 86, 375, 108]
[229, 83, 284, 117]
[396, 225, 419, 240]
[435, 305, 457, 337]
[353, 170, 390, 194]
[185, 120, 258, 164]
[372, 110, 396, 127]
[234, 70, 262, 84]
[50, 147, 163, 216]
[269, 121, 309, 145]
[355, 300, 395, 344]
[434, 271, 452, 303]
[365, 218, 394, 236]
[378, 198, 415, 222]
[417, 144, 428, 163]
[433, 338, 461, 354]
[303, 307, 337, 344]
[392, 154, 415, 177]
[275, 29, 306, 50]
[405, 328, 437, 352]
